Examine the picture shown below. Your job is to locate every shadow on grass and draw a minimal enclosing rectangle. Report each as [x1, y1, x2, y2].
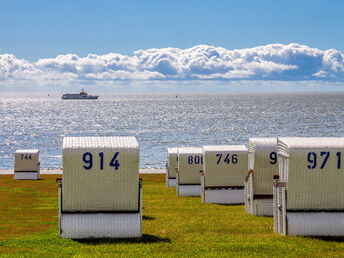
[142, 215, 155, 221]
[306, 236, 344, 242]
[75, 234, 170, 245]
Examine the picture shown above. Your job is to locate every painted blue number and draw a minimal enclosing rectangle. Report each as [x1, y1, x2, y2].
[224, 154, 230, 164]
[99, 152, 104, 170]
[307, 152, 317, 169]
[232, 154, 238, 164]
[216, 153, 238, 164]
[320, 152, 330, 169]
[20, 154, 32, 160]
[110, 152, 120, 170]
[83, 152, 120, 170]
[83, 152, 93, 170]
[187, 156, 203, 165]
[337, 152, 341, 169]
[307, 151, 342, 170]
[216, 154, 222, 164]
[270, 152, 277, 164]
[188, 156, 193, 164]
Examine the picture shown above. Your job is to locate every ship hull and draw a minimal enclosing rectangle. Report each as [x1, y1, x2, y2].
[62, 95, 99, 100]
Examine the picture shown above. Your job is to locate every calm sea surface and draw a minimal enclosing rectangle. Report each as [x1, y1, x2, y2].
[0, 92, 344, 169]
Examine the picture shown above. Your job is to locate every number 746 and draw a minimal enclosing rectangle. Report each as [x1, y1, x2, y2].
[216, 153, 238, 164]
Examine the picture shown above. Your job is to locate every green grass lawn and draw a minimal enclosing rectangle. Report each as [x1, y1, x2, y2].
[1, 174, 344, 257]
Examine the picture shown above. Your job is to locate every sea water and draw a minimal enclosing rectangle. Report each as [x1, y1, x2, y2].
[0, 92, 344, 169]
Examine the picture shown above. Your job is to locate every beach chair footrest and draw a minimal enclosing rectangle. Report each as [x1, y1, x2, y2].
[14, 171, 40, 180]
[202, 188, 244, 204]
[166, 178, 176, 187]
[60, 212, 142, 239]
[252, 199, 273, 217]
[287, 212, 344, 236]
[177, 184, 201, 196]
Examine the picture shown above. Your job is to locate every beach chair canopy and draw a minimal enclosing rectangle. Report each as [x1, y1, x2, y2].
[62, 136, 139, 212]
[14, 149, 40, 172]
[203, 145, 247, 187]
[248, 138, 278, 195]
[167, 148, 178, 179]
[278, 137, 344, 210]
[178, 147, 203, 185]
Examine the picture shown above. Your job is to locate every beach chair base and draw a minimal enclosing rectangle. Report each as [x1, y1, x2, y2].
[58, 181, 142, 239]
[59, 213, 142, 239]
[202, 188, 244, 204]
[166, 178, 176, 187]
[273, 181, 344, 236]
[246, 192, 273, 216]
[286, 212, 344, 236]
[14, 171, 40, 180]
[177, 184, 201, 196]
[251, 199, 273, 216]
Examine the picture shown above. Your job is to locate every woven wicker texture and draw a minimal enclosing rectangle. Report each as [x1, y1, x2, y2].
[60, 213, 142, 238]
[203, 189, 244, 204]
[276, 186, 287, 235]
[202, 145, 247, 187]
[166, 178, 176, 187]
[59, 185, 142, 239]
[278, 137, 344, 210]
[14, 149, 39, 171]
[287, 212, 344, 236]
[245, 173, 254, 213]
[62, 137, 139, 212]
[177, 147, 203, 185]
[273, 184, 286, 235]
[177, 185, 201, 196]
[273, 184, 278, 233]
[244, 181, 250, 213]
[253, 200, 273, 216]
[167, 148, 178, 179]
[248, 138, 278, 195]
[14, 172, 40, 180]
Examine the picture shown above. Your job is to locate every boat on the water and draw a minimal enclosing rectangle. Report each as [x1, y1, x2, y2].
[61, 89, 98, 100]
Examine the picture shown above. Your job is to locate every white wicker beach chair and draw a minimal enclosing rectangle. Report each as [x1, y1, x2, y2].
[166, 148, 178, 187]
[245, 138, 278, 216]
[58, 136, 142, 239]
[201, 145, 247, 204]
[274, 137, 344, 236]
[14, 149, 40, 180]
[176, 147, 203, 196]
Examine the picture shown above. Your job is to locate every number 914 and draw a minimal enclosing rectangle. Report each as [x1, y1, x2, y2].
[82, 152, 120, 171]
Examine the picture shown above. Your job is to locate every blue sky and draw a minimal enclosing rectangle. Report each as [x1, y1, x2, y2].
[0, 0, 344, 91]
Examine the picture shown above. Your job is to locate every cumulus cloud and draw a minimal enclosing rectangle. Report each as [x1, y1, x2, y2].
[1, 43, 344, 86]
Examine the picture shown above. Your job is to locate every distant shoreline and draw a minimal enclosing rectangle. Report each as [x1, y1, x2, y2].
[0, 168, 165, 175]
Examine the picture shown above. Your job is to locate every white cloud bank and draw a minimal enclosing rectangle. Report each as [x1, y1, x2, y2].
[1, 43, 344, 88]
